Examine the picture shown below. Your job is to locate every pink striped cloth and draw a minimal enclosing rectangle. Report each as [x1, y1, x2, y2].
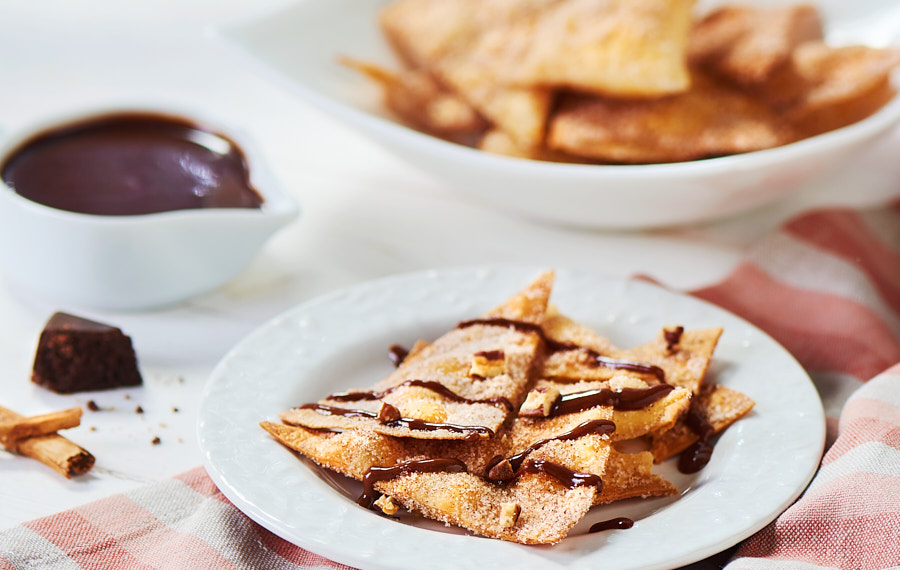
[2, 200, 899, 570]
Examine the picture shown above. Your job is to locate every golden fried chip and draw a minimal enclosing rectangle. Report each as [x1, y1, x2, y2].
[521, 377, 691, 441]
[540, 311, 721, 395]
[379, 0, 552, 146]
[478, 129, 596, 163]
[595, 448, 677, 505]
[280, 271, 554, 439]
[340, 57, 487, 142]
[618, 326, 723, 394]
[547, 71, 797, 163]
[376, 467, 597, 544]
[650, 384, 756, 462]
[260, 422, 407, 479]
[689, 4, 823, 86]
[784, 42, 900, 136]
[462, 0, 696, 97]
[438, 66, 553, 147]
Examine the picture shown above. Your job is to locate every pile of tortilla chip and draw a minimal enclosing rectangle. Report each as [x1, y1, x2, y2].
[261, 271, 755, 544]
[342, 1, 900, 164]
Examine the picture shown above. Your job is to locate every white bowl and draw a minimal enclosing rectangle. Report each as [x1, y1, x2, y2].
[217, 0, 900, 229]
[0, 106, 299, 310]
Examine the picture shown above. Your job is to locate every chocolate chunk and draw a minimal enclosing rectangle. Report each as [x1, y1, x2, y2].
[31, 312, 142, 394]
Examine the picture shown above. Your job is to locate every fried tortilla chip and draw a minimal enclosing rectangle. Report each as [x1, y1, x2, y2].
[462, 0, 695, 98]
[618, 326, 723, 394]
[280, 271, 554, 439]
[547, 71, 797, 163]
[375, 467, 597, 544]
[540, 310, 722, 395]
[378, 0, 695, 146]
[650, 384, 756, 462]
[689, 4, 823, 86]
[439, 66, 553, 147]
[260, 422, 407, 479]
[478, 129, 597, 163]
[596, 448, 677, 504]
[379, 0, 552, 147]
[340, 57, 487, 143]
[784, 42, 900, 136]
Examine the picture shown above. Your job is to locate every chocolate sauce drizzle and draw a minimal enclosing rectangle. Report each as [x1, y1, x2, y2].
[295, 379, 514, 438]
[486, 419, 616, 479]
[514, 458, 603, 491]
[678, 401, 716, 473]
[357, 456, 601, 514]
[388, 344, 409, 368]
[298, 403, 492, 439]
[664, 326, 684, 352]
[589, 517, 634, 533]
[359, 458, 468, 508]
[520, 384, 675, 419]
[457, 317, 544, 336]
[325, 379, 514, 412]
[457, 317, 666, 381]
[474, 349, 505, 361]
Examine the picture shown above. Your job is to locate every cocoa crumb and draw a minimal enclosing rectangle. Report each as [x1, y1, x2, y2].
[135, 405, 144, 414]
[86, 400, 100, 412]
[172, 407, 179, 413]
[151, 436, 161, 445]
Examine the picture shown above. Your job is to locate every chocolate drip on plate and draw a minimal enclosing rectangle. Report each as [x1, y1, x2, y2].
[589, 517, 634, 533]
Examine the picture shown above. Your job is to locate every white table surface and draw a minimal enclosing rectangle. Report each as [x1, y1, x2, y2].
[2, 0, 899, 536]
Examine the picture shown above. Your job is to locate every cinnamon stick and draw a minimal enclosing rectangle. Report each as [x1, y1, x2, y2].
[0, 407, 83, 445]
[0, 405, 95, 478]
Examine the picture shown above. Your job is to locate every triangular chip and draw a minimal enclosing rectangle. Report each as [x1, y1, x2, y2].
[617, 326, 723, 394]
[478, 128, 596, 163]
[379, 0, 552, 147]
[547, 71, 797, 163]
[462, 0, 696, 98]
[784, 42, 900, 136]
[595, 448, 677, 505]
[374, 466, 597, 544]
[650, 384, 756, 463]
[340, 57, 487, 143]
[689, 4, 823, 86]
[280, 271, 554, 439]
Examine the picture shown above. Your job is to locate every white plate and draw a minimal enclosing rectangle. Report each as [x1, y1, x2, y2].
[215, 0, 900, 229]
[198, 267, 825, 570]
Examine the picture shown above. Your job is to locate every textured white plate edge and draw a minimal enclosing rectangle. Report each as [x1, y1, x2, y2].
[198, 266, 826, 570]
